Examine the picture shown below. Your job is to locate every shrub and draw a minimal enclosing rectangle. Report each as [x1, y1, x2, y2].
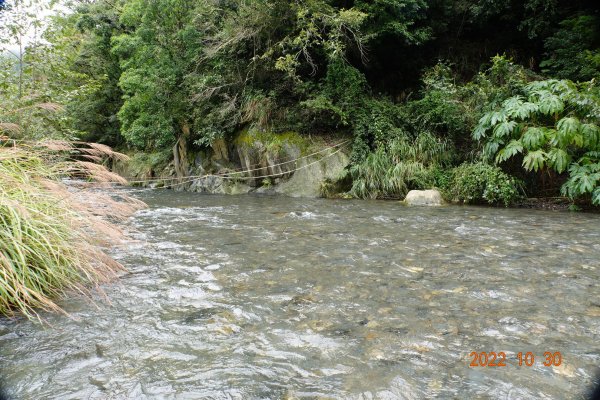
[303, 59, 369, 128]
[350, 98, 405, 163]
[405, 63, 475, 143]
[443, 162, 522, 206]
[128, 148, 173, 178]
[400, 57, 536, 160]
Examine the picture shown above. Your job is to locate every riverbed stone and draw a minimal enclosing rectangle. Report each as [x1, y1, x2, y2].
[189, 175, 224, 193]
[404, 189, 443, 206]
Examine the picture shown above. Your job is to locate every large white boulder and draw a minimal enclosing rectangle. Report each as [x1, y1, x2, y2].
[404, 189, 443, 206]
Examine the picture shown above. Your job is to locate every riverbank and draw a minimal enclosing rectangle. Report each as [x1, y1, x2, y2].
[0, 142, 143, 319]
[113, 131, 352, 199]
[112, 132, 600, 211]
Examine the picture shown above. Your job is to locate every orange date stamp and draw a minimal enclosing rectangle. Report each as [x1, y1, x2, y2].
[468, 351, 562, 367]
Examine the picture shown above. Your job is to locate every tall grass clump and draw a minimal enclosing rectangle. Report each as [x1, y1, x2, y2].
[0, 140, 143, 320]
[348, 132, 453, 199]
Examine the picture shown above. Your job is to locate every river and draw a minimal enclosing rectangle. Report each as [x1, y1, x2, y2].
[1, 190, 599, 399]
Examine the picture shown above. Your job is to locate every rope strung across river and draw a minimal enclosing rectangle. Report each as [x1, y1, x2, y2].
[126, 139, 351, 189]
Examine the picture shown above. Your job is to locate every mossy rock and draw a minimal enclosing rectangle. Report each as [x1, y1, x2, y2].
[275, 149, 350, 198]
[233, 129, 312, 185]
[234, 129, 311, 156]
[320, 172, 352, 198]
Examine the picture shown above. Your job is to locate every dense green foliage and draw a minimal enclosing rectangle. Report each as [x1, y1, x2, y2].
[113, 0, 201, 149]
[1, 0, 600, 206]
[441, 162, 523, 206]
[540, 15, 600, 81]
[69, 0, 125, 144]
[475, 79, 600, 204]
[348, 132, 451, 199]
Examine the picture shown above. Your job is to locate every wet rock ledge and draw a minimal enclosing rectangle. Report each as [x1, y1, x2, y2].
[113, 130, 350, 198]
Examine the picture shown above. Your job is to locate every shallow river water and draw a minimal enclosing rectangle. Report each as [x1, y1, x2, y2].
[1, 191, 600, 399]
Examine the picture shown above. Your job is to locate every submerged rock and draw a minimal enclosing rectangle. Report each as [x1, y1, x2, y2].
[404, 189, 443, 206]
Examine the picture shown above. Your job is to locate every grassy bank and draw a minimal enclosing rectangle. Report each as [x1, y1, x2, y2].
[0, 141, 143, 320]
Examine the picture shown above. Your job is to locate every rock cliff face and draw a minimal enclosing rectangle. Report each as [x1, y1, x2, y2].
[114, 130, 350, 198]
[274, 150, 349, 198]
